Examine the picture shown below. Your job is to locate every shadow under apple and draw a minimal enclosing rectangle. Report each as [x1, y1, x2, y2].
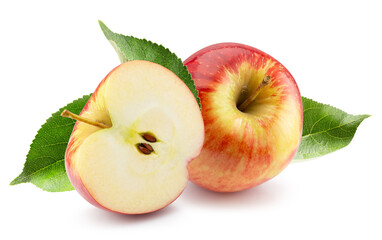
[79, 203, 178, 226]
[180, 181, 286, 209]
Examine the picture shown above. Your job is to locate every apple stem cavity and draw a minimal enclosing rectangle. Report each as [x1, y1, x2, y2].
[238, 76, 271, 111]
[61, 109, 111, 129]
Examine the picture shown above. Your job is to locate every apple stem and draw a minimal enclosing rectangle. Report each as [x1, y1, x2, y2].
[61, 109, 111, 129]
[238, 76, 271, 111]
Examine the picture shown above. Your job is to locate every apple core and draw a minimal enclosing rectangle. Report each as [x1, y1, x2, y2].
[64, 60, 205, 214]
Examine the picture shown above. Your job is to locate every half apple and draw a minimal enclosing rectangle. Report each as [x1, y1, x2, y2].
[63, 60, 204, 214]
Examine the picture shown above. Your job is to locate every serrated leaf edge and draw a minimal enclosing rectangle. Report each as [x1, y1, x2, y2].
[98, 20, 201, 109]
[294, 97, 370, 160]
[10, 95, 91, 189]
[301, 114, 370, 140]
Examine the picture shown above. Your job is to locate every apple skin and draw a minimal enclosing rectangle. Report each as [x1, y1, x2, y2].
[65, 70, 111, 213]
[184, 43, 303, 192]
[65, 61, 204, 214]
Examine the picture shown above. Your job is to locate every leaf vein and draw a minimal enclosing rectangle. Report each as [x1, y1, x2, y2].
[302, 118, 364, 139]
[14, 159, 65, 183]
[308, 114, 332, 134]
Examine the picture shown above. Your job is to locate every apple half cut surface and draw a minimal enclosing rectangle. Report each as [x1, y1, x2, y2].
[184, 43, 303, 192]
[64, 60, 204, 214]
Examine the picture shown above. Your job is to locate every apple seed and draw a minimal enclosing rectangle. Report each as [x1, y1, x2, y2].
[142, 133, 157, 143]
[137, 143, 154, 155]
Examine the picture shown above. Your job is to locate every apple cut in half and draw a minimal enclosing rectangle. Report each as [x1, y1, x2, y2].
[64, 60, 204, 214]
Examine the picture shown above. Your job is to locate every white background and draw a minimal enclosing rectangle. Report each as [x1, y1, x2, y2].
[1, 0, 381, 239]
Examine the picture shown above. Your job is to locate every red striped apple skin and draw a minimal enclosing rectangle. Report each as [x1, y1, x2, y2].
[65, 71, 118, 213]
[184, 43, 303, 192]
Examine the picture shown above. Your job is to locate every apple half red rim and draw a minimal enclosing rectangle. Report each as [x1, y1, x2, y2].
[62, 60, 204, 214]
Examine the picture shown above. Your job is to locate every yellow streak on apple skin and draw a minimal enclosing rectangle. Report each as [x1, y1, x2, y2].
[188, 61, 302, 192]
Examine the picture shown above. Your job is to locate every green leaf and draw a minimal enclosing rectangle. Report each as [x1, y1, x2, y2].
[98, 20, 201, 108]
[11, 95, 91, 192]
[11, 21, 202, 192]
[294, 97, 370, 160]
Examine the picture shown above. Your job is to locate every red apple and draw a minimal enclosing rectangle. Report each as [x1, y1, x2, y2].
[184, 43, 302, 192]
[64, 60, 204, 214]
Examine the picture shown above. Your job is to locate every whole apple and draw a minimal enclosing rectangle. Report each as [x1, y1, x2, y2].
[184, 43, 303, 192]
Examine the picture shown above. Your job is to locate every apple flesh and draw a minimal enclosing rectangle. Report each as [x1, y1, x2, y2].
[184, 43, 302, 192]
[65, 60, 204, 214]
